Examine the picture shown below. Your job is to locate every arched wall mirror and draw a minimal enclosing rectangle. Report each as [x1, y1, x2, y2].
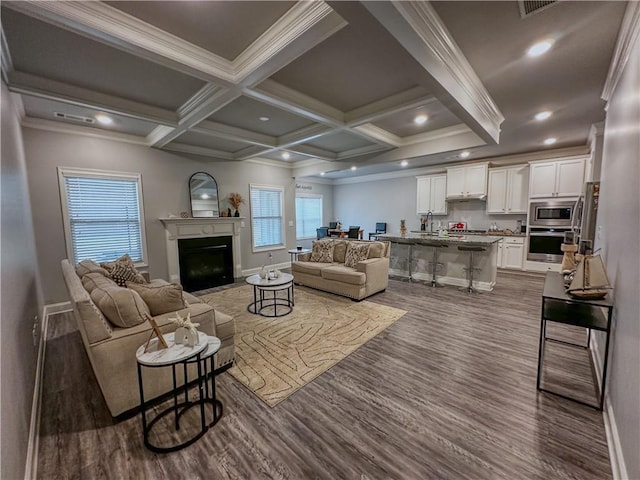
[189, 172, 220, 218]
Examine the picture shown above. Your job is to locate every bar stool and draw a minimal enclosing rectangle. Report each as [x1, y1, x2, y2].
[424, 242, 448, 287]
[394, 239, 416, 282]
[457, 245, 486, 293]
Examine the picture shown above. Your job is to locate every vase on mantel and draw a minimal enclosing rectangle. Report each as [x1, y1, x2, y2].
[400, 219, 407, 236]
[234, 210, 240, 217]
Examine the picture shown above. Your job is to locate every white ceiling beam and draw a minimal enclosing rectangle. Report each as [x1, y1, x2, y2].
[352, 124, 402, 147]
[360, 1, 504, 145]
[289, 144, 337, 161]
[4, 1, 236, 85]
[192, 120, 276, 148]
[344, 88, 436, 126]
[277, 124, 335, 148]
[337, 144, 391, 160]
[235, 3, 347, 86]
[245, 79, 344, 127]
[151, 86, 242, 147]
[7, 70, 178, 125]
[162, 142, 235, 160]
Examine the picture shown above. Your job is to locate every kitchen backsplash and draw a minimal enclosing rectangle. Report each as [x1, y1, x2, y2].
[428, 200, 527, 231]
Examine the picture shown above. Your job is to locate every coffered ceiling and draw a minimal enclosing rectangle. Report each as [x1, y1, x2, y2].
[1, 1, 626, 180]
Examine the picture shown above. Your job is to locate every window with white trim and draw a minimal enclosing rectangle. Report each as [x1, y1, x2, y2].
[58, 168, 148, 265]
[295, 194, 323, 240]
[250, 184, 284, 251]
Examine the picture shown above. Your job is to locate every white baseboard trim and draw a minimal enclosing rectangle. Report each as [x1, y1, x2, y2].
[589, 335, 629, 480]
[388, 269, 495, 291]
[241, 261, 290, 278]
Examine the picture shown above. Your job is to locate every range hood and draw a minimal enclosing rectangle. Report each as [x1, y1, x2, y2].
[446, 194, 487, 202]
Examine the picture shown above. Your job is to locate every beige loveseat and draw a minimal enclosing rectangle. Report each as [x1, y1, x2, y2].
[292, 239, 390, 300]
[61, 259, 235, 417]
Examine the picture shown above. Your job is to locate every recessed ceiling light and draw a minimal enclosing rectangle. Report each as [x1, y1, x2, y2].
[350, 166, 357, 171]
[259, 116, 270, 122]
[544, 137, 557, 145]
[95, 114, 112, 125]
[535, 111, 552, 121]
[460, 151, 470, 158]
[401, 160, 408, 167]
[320, 172, 325, 176]
[527, 40, 553, 57]
[414, 115, 428, 125]
[281, 152, 290, 160]
[200, 194, 210, 199]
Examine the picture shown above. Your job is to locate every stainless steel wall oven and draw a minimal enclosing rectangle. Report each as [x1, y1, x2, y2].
[527, 227, 572, 263]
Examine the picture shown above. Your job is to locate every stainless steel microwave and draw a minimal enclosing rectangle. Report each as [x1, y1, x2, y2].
[529, 201, 576, 227]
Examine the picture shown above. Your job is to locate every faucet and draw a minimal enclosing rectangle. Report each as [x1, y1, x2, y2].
[426, 211, 433, 233]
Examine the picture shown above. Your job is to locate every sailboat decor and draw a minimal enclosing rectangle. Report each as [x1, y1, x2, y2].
[567, 254, 611, 299]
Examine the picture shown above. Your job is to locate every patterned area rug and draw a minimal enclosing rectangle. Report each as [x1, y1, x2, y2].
[200, 284, 406, 407]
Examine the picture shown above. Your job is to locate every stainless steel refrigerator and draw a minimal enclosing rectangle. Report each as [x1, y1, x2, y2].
[579, 181, 600, 244]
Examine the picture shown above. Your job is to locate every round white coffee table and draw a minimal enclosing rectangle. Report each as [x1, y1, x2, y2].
[136, 332, 222, 453]
[246, 272, 294, 317]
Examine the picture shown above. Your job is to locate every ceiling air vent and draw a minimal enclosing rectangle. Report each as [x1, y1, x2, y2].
[54, 111, 95, 124]
[519, 0, 557, 19]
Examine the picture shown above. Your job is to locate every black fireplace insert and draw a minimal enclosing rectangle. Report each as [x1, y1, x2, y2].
[178, 236, 233, 292]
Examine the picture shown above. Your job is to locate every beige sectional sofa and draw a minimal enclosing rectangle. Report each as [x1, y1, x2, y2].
[292, 239, 390, 300]
[61, 259, 235, 417]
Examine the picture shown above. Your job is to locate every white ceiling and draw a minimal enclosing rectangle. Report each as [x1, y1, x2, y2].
[1, 1, 626, 180]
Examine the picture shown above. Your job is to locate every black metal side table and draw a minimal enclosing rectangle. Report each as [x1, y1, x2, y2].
[536, 272, 613, 410]
[136, 332, 223, 453]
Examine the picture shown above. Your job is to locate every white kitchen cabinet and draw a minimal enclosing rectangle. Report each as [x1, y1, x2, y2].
[416, 174, 447, 215]
[487, 165, 529, 213]
[497, 237, 525, 270]
[446, 163, 488, 199]
[529, 158, 585, 198]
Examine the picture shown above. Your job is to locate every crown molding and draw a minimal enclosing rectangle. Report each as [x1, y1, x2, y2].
[244, 157, 292, 169]
[0, 26, 13, 84]
[289, 143, 337, 161]
[292, 175, 334, 185]
[146, 125, 174, 145]
[278, 124, 334, 148]
[399, 124, 471, 146]
[602, 1, 640, 102]
[482, 145, 589, 166]
[162, 142, 234, 160]
[21, 116, 148, 145]
[362, 1, 503, 145]
[330, 164, 448, 185]
[353, 124, 402, 147]
[177, 83, 226, 119]
[8, 70, 177, 126]
[5, 1, 236, 84]
[9, 92, 26, 121]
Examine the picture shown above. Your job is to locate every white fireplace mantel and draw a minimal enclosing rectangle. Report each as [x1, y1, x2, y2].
[159, 217, 245, 284]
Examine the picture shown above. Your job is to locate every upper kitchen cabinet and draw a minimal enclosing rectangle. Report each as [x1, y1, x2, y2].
[487, 164, 529, 214]
[446, 163, 488, 199]
[529, 158, 586, 198]
[417, 174, 447, 215]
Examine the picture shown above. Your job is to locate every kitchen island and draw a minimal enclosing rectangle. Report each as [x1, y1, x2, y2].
[378, 233, 503, 291]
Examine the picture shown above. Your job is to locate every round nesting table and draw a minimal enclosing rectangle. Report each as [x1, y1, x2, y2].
[136, 332, 223, 453]
[246, 272, 294, 317]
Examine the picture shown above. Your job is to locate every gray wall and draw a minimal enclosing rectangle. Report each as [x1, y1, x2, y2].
[333, 175, 526, 235]
[595, 29, 640, 479]
[23, 127, 300, 303]
[1, 83, 44, 480]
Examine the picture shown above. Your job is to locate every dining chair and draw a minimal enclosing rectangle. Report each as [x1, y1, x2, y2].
[347, 226, 360, 239]
[316, 227, 329, 239]
[369, 222, 387, 240]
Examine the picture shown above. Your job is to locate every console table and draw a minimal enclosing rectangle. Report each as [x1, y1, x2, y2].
[536, 272, 613, 410]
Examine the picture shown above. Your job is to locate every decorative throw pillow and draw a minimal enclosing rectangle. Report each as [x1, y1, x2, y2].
[75, 259, 109, 278]
[126, 282, 187, 316]
[310, 240, 335, 263]
[101, 254, 146, 286]
[81, 272, 118, 293]
[90, 284, 150, 328]
[344, 243, 370, 268]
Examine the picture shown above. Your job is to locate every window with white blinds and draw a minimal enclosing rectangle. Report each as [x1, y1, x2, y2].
[295, 194, 323, 239]
[250, 184, 284, 251]
[58, 168, 147, 265]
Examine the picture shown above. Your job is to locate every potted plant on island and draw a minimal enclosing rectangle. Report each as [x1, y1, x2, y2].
[228, 192, 245, 217]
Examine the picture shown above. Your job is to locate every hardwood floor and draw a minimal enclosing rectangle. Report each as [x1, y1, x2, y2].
[37, 272, 611, 479]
